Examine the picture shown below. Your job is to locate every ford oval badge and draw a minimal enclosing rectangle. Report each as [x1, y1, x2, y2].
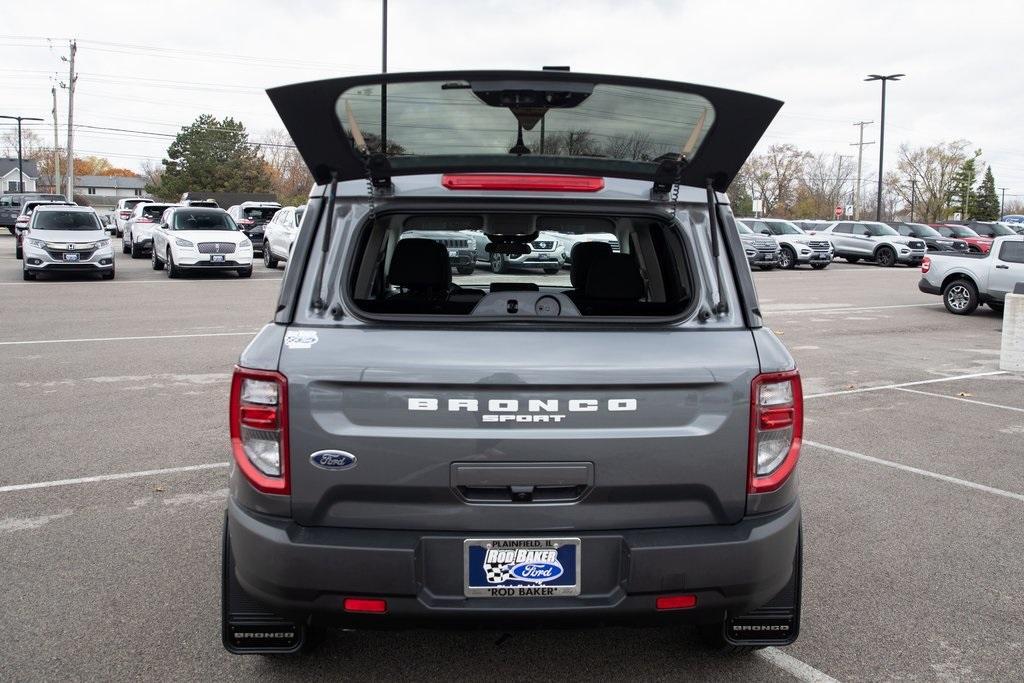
[309, 450, 357, 471]
[508, 561, 564, 583]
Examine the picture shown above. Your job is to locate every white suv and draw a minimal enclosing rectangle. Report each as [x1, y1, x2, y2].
[739, 218, 833, 269]
[22, 205, 114, 280]
[151, 206, 254, 278]
[112, 197, 151, 237]
[262, 205, 305, 269]
[822, 220, 926, 267]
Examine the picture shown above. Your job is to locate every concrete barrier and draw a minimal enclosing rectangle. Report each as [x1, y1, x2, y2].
[1000, 293, 1024, 372]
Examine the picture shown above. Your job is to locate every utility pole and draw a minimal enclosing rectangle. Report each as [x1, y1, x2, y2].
[999, 187, 1007, 217]
[865, 74, 904, 221]
[61, 40, 78, 200]
[910, 178, 916, 222]
[850, 121, 874, 220]
[51, 87, 61, 193]
[380, 0, 387, 154]
[0, 114, 45, 192]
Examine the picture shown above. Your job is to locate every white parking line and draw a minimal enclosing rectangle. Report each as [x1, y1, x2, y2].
[804, 440, 1024, 503]
[0, 331, 255, 346]
[895, 387, 1024, 414]
[763, 302, 941, 315]
[0, 277, 281, 286]
[805, 370, 1007, 399]
[757, 648, 841, 683]
[0, 462, 229, 494]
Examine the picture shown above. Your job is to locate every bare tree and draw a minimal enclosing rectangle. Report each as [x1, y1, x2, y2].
[745, 144, 809, 216]
[891, 140, 972, 222]
[140, 159, 163, 188]
[258, 129, 314, 203]
[603, 131, 655, 161]
[792, 153, 855, 219]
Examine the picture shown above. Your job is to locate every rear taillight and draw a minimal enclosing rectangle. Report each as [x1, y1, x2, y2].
[749, 370, 802, 494]
[137, 217, 154, 224]
[230, 366, 289, 494]
[119, 210, 131, 219]
[238, 218, 255, 226]
[921, 257, 931, 273]
[441, 174, 604, 192]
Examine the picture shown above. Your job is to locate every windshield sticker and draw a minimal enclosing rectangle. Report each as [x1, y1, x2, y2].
[284, 330, 318, 350]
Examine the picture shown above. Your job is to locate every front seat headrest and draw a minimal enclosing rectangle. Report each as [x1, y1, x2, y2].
[389, 238, 451, 289]
[570, 241, 613, 289]
[584, 253, 645, 300]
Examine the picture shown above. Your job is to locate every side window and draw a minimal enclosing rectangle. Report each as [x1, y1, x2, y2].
[833, 223, 851, 234]
[999, 241, 1024, 264]
[855, 223, 870, 235]
[896, 225, 911, 236]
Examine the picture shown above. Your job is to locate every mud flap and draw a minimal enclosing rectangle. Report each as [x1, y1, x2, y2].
[723, 526, 802, 646]
[221, 515, 306, 654]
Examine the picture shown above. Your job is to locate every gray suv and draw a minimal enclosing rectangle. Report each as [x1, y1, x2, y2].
[222, 71, 803, 655]
[823, 220, 926, 266]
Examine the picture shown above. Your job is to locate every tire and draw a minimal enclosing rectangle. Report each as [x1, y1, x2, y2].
[22, 268, 35, 281]
[489, 252, 508, 274]
[457, 265, 474, 276]
[543, 266, 560, 275]
[102, 267, 115, 280]
[844, 256, 860, 263]
[15, 244, 22, 260]
[264, 247, 279, 269]
[166, 249, 180, 278]
[943, 279, 978, 315]
[778, 246, 796, 269]
[237, 267, 253, 278]
[122, 234, 131, 254]
[875, 246, 896, 267]
[811, 262, 830, 270]
[152, 246, 164, 270]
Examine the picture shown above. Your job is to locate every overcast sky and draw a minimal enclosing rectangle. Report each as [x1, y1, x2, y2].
[3, 0, 1023, 203]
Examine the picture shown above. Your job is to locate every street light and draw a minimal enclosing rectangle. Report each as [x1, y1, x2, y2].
[0, 114, 44, 192]
[864, 74, 904, 220]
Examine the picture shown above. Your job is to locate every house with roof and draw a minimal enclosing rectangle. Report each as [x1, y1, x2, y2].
[0, 158, 39, 193]
[38, 173, 150, 209]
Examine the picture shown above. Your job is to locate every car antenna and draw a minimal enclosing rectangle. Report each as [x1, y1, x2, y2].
[705, 177, 728, 316]
[312, 171, 339, 312]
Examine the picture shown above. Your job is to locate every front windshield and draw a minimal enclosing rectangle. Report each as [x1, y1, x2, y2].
[906, 223, 941, 237]
[765, 220, 803, 235]
[172, 211, 237, 231]
[947, 225, 979, 238]
[989, 223, 1016, 236]
[736, 222, 754, 235]
[32, 210, 102, 231]
[865, 223, 898, 236]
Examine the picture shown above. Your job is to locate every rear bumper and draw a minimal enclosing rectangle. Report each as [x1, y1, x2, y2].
[918, 278, 942, 295]
[227, 497, 800, 626]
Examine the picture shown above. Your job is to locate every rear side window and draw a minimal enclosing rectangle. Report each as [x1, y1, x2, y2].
[833, 223, 852, 234]
[347, 212, 695, 320]
[999, 241, 1024, 264]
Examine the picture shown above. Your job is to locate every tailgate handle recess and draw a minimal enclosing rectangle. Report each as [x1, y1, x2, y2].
[451, 462, 593, 504]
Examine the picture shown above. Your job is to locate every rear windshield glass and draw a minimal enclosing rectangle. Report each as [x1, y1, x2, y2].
[348, 212, 694, 319]
[189, 201, 219, 208]
[244, 207, 278, 220]
[141, 205, 171, 219]
[173, 211, 236, 231]
[336, 81, 715, 164]
[123, 199, 147, 208]
[33, 211, 101, 231]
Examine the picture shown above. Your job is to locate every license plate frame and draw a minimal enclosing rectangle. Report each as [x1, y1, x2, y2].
[210, 254, 225, 263]
[63, 252, 80, 262]
[463, 537, 581, 598]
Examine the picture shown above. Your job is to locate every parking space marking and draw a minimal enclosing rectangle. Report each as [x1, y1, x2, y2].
[0, 463, 228, 494]
[805, 370, 1007, 399]
[804, 441, 1024, 503]
[757, 648, 841, 683]
[0, 331, 255, 346]
[895, 387, 1024, 414]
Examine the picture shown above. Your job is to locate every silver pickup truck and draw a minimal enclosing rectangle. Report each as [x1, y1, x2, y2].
[919, 235, 1024, 314]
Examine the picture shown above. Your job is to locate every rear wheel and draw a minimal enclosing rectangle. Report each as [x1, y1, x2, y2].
[15, 244, 22, 260]
[875, 246, 896, 267]
[489, 253, 508, 274]
[152, 246, 164, 270]
[778, 246, 796, 269]
[264, 247, 279, 269]
[943, 279, 978, 315]
[122, 235, 131, 254]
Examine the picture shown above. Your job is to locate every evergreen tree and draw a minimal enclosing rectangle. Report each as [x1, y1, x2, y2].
[147, 115, 272, 200]
[947, 151, 980, 219]
[973, 166, 1000, 220]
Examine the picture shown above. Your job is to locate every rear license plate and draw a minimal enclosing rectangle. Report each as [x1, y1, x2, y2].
[210, 255, 225, 262]
[63, 253, 79, 262]
[464, 538, 580, 597]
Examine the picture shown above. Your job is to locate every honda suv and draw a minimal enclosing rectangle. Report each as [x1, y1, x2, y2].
[222, 71, 803, 656]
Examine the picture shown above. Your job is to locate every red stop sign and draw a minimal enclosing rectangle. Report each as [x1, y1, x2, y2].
[834, 205, 843, 218]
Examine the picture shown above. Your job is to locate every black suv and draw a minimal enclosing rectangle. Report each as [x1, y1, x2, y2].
[888, 222, 968, 252]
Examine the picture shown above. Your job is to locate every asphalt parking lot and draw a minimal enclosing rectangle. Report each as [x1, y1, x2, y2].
[1, 232, 1022, 682]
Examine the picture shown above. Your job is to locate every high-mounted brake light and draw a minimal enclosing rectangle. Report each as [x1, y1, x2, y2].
[441, 174, 604, 192]
[230, 366, 289, 494]
[749, 370, 803, 494]
[921, 256, 931, 273]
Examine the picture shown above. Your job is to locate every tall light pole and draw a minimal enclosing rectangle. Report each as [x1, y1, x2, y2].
[999, 187, 1007, 217]
[0, 114, 45, 192]
[865, 74, 904, 220]
[850, 121, 874, 219]
[380, 0, 387, 154]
